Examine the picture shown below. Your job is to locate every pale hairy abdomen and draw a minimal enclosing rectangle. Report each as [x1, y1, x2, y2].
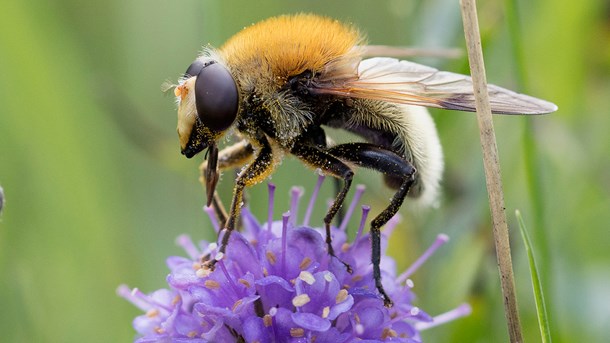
[343, 100, 444, 207]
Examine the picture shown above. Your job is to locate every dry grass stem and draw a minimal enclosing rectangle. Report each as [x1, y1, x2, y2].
[459, 0, 524, 342]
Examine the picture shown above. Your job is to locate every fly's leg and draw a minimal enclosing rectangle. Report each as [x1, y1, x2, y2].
[210, 137, 273, 265]
[290, 143, 354, 273]
[327, 143, 416, 307]
[333, 178, 346, 226]
[199, 140, 254, 226]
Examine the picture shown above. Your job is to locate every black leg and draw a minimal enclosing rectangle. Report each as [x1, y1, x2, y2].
[291, 143, 354, 273]
[220, 138, 273, 254]
[199, 140, 254, 226]
[333, 177, 345, 227]
[201, 138, 272, 268]
[327, 143, 416, 307]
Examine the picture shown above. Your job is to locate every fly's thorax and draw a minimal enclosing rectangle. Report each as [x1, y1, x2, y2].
[219, 14, 360, 83]
[214, 13, 363, 149]
[234, 95, 301, 152]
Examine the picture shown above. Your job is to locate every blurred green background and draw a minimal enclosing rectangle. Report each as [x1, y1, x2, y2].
[1, 0, 608, 342]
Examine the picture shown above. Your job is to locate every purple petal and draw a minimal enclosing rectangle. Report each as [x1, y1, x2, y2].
[240, 207, 262, 238]
[135, 336, 172, 343]
[309, 327, 352, 343]
[291, 312, 331, 332]
[289, 227, 327, 259]
[173, 313, 202, 337]
[242, 316, 272, 343]
[121, 181, 467, 342]
[391, 321, 421, 341]
[232, 294, 260, 315]
[327, 294, 354, 320]
[133, 314, 161, 336]
[255, 275, 294, 292]
[224, 231, 264, 278]
[166, 256, 193, 271]
[166, 267, 200, 290]
[255, 276, 295, 311]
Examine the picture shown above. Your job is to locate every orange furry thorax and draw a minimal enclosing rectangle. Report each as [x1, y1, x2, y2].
[220, 14, 361, 81]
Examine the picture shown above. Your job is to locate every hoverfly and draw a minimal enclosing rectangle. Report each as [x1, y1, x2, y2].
[172, 14, 556, 306]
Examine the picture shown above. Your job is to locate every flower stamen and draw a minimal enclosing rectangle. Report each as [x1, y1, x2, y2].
[322, 306, 330, 318]
[196, 267, 212, 278]
[292, 294, 311, 307]
[263, 314, 273, 327]
[290, 327, 305, 338]
[335, 289, 348, 303]
[299, 257, 312, 270]
[204, 280, 220, 290]
[266, 251, 277, 265]
[298, 271, 315, 285]
[146, 308, 159, 318]
[381, 327, 398, 339]
[238, 278, 251, 288]
[232, 299, 243, 311]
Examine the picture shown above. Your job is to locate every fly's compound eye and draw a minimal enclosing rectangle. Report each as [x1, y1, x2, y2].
[184, 59, 205, 78]
[194, 62, 239, 132]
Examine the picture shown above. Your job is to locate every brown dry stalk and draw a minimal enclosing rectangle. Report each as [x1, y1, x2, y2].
[459, 0, 524, 342]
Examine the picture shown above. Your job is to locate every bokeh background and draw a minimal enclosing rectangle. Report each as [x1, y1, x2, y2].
[1, 0, 608, 342]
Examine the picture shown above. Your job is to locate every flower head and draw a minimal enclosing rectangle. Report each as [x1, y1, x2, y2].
[119, 176, 470, 342]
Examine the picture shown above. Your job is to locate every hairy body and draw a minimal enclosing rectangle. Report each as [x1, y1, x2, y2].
[173, 14, 556, 305]
[216, 14, 442, 204]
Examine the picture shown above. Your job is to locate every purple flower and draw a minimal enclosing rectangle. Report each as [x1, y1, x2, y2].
[119, 176, 471, 342]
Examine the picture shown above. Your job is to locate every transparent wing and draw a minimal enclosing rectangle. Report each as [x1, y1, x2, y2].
[361, 45, 462, 59]
[312, 57, 558, 115]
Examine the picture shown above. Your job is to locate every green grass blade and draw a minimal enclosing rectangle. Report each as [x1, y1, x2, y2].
[515, 210, 552, 343]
